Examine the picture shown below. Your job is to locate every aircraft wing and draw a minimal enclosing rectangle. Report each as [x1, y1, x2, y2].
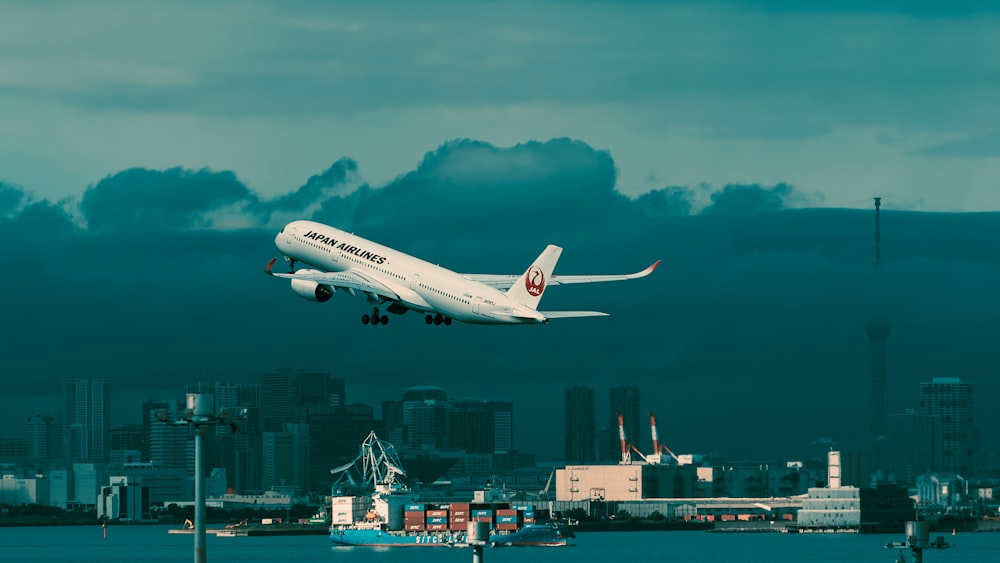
[463, 260, 661, 290]
[265, 258, 400, 300]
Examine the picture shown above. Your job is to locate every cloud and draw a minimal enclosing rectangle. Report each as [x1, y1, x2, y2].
[702, 183, 794, 215]
[79, 167, 259, 231]
[2, 137, 1000, 462]
[911, 132, 1000, 158]
[633, 187, 693, 217]
[0, 181, 28, 217]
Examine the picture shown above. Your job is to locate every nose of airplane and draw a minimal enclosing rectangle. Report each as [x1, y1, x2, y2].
[275, 224, 296, 248]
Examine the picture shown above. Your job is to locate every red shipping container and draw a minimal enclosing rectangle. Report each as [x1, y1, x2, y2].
[405, 523, 425, 531]
[496, 509, 517, 516]
[496, 523, 518, 531]
[450, 510, 468, 517]
[427, 524, 447, 531]
[426, 510, 448, 517]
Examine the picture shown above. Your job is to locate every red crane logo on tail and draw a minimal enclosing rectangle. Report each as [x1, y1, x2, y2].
[525, 266, 546, 297]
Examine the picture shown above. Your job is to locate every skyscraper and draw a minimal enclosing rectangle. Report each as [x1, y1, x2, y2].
[26, 413, 62, 459]
[147, 399, 191, 469]
[565, 386, 596, 463]
[887, 409, 935, 486]
[261, 369, 337, 432]
[920, 377, 975, 476]
[62, 379, 111, 462]
[609, 385, 642, 454]
[402, 386, 449, 450]
[449, 399, 514, 455]
[262, 422, 309, 491]
[867, 319, 892, 438]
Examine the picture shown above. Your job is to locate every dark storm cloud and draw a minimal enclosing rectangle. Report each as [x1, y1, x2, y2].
[2, 137, 999, 462]
[79, 167, 259, 231]
[702, 183, 795, 215]
[313, 138, 634, 265]
[632, 187, 693, 217]
[0, 182, 28, 216]
[267, 158, 360, 214]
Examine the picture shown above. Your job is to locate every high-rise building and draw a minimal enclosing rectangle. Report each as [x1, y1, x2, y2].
[26, 414, 62, 459]
[382, 400, 405, 446]
[920, 377, 975, 476]
[867, 320, 892, 438]
[565, 386, 596, 463]
[887, 409, 935, 486]
[146, 399, 191, 469]
[110, 424, 143, 464]
[62, 379, 111, 462]
[261, 369, 338, 432]
[214, 382, 262, 411]
[402, 386, 449, 450]
[609, 385, 642, 455]
[262, 423, 309, 492]
[236, 404, 264, 493]
[449, 399, 514, 455]
[0, 437, 27, 458]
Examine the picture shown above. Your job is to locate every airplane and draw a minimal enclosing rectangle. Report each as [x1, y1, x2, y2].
[265, 220, 660, 326]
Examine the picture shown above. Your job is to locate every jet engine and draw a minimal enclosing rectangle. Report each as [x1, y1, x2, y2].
[289, 270, 334, 302]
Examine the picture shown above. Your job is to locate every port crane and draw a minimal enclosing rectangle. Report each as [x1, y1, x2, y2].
[514, 468, 556, 501]
[646, 412, 681, 464]
[329, 431, 407, 494]
[616, 412, 681, 465]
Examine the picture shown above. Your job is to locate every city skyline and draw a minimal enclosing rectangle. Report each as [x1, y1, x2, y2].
[3, 373, 988, 483]
[2, 4, 1000, 466]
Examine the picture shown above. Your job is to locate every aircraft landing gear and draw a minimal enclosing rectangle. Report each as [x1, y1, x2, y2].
[424, 314, 451, 326]
[283, 256, 297, 273]
[362, 309, 389, 326]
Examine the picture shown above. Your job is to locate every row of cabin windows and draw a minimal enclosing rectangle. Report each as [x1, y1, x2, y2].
[418, 283, 471, 305]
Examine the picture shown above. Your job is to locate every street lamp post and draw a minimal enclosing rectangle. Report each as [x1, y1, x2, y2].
[158, 391, 244, 563]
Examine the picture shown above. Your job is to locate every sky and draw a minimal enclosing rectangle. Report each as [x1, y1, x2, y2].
[1, 1, 999, 463]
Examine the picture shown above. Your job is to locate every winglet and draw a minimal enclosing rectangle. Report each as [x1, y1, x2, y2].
[265, 258, 277, 276]
[642, 260, 662, 276]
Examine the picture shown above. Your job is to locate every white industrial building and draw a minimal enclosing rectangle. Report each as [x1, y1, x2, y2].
[795, 451, 861, 530]
[556, 464, 697, 501]
[97, 476, 152, 522]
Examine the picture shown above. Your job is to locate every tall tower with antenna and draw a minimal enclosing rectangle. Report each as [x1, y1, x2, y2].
[873, 197, 882, 266]
[867, 197, 891, 438]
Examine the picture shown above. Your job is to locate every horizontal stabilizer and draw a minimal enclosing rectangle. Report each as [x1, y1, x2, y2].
[541, 311, 609, 319]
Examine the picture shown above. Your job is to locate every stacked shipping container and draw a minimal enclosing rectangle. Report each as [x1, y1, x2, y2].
[335, 497, 547, 533]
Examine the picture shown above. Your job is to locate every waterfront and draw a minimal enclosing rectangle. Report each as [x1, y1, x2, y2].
[1, 526, 998, 563]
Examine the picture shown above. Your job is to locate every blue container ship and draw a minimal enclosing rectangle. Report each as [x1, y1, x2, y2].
[327, 431, 573, 548]
[329, 521, 573, 547]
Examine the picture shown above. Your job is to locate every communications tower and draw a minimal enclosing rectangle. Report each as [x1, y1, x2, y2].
[868, 197, 891, 439]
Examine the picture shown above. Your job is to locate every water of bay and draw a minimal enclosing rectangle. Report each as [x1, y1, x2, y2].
[0, 525, 996, 563]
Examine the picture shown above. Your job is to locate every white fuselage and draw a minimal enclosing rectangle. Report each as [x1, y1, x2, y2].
[275, 220, 545, 324]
